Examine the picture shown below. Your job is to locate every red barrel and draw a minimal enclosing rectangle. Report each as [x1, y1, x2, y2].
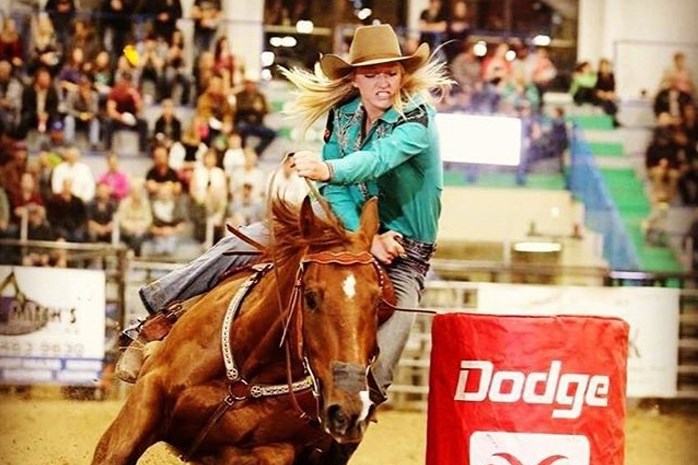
[426, 313, 628, 465]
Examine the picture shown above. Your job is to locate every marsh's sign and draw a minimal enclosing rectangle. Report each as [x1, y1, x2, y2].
[0, 266, 105, 385]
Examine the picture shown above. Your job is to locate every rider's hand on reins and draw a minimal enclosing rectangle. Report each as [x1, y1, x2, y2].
[291, 150, 331, 182]
[370, 231, 406, 264]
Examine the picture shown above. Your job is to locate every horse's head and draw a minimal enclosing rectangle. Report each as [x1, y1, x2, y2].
[293, 196, 384, 443]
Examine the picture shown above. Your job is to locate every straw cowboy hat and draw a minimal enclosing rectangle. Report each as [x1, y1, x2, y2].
[319, 24, 430, 80]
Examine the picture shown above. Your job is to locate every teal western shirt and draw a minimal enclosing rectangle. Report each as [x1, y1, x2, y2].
[321, 96, 442, 244]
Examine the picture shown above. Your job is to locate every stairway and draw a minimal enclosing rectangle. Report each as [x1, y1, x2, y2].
[574, 112, 684, 274]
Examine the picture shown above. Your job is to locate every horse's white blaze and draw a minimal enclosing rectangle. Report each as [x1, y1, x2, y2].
[358, 390, 372, 422]
[342, 273, 357, 300]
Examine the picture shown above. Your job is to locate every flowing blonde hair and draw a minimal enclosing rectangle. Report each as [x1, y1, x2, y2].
[280, 55, 454, 136]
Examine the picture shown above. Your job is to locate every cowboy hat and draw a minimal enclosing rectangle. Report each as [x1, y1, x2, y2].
[319, 24, 430, 80]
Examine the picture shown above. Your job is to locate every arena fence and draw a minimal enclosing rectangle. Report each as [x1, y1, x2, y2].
[0, 239, 696, 403]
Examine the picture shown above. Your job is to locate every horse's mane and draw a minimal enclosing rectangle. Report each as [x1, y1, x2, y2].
[263, 196, 351, 263]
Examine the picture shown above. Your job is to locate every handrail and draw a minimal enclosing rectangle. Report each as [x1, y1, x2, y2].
[431, 258, 695, 286]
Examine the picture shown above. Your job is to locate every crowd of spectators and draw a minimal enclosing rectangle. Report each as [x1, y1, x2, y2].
[0, 2, 287, 263]
[0, 2, 695, 263]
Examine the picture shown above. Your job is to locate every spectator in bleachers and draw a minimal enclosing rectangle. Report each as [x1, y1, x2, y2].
[168, 122, 204, 176]
[570, 61, 596, 105]
[161, 29, 191, 105]
[645, 113, 684, 204]
[195, 51, 216, 97]
[28, 13, 61, 76]
[516, 100, 544, 184]
[64, 76, 101, 149]
[444, 1, 471, 62]
[50, 146, 96, 202]
[46, 178, 88, 242]
[35, 147, 60, 200]
[18, 66, 60, 138]
[44, 0, 77, 50]
[213, 36, 240, 90]
[9, 172, 44, 226]
[418, 0, 448, 51]
[654, 74, 694, 119]
[482, 43, 512, 84]
[229, 148, 266, 203]
[190, 148, 227, 242]
[0, 60, 22, 138]
[196, 74, 235, 144]
[114, 54, 140, 87]
[103, 71, 149, 153]
[222, 132, 245, 176]
[530, 47, 557, 110]
[100, 0, 134, 55]
[227, 182, 264, 228]
[145, 144, 182, 197]
[234, 78, 276, 157]
[191, 0, 222, 53]
[153, 98, 182, 143]
[0, 18, 24, 69]
[86, 182, 117, 242]
[144, 0, 182, 45]
[58, 46, 89, 96]
[117, 179, 152, 257]
[91, 50, 114, 100]
[69, 19, 99, 67]
[594, 58, 620, 127]
[500, 69, 540, 111]
[149, 181, 186, 255]
[471, 79, 500, 114]
[98, 152, 131, 201]
[23, 204, 65, 267]
[450, 41, 480, 93]
[0, 142, 28, 202]
[137, 34, 167, 102]
[661, 52, 695, 96]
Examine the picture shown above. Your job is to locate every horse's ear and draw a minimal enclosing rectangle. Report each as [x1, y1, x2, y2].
[359, 197, 380, 240]
[299, 195, 317, 238]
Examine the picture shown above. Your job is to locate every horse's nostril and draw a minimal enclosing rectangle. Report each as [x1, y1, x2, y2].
[327, 404, 349, 432]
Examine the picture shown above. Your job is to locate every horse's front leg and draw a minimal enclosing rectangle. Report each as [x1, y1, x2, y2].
[91, 373, 166, 465]
[199, 443, 296, 465]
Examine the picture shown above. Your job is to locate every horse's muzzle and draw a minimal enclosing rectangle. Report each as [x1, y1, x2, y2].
[322, 362, 372, 442]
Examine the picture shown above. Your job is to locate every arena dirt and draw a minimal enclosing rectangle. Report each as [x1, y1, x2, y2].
[0, 395, 696, 464]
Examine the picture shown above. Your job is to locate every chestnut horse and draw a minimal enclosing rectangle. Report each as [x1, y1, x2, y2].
[92, 196, 389, 464]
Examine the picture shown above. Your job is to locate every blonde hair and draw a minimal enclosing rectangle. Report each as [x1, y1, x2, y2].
[281, 57, 454, 136]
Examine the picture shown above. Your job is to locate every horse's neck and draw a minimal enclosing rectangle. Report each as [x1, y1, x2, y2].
[232, 255, 304, 383]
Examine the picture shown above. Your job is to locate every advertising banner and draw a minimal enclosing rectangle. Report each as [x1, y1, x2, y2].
[476, 283, 679, 397]
[426, 313, 628, 465]
[0, 266, 105, 385]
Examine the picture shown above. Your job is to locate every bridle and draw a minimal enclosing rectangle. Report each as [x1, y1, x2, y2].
[280, 249, 387, 421]
[183, 248, 387, 461]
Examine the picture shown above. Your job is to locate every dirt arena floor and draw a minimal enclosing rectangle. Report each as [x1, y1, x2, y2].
[0, 391, 696, 465]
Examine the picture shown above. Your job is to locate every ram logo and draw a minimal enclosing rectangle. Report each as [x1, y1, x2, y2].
[470, 431, 590, 465]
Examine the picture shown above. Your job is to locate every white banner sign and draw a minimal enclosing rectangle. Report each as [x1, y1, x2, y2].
[476, 283, 680, 398]
[0, 266, 105, 385]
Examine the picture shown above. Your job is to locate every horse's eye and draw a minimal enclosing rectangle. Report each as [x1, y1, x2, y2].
[304, 291, 319, 310]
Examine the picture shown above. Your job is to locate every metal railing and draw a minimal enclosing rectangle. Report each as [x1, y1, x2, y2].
[2, 238, 696, 403]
